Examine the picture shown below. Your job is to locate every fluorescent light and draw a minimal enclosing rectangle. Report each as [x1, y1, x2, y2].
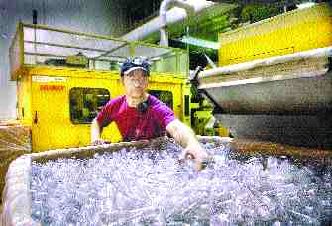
[180, 36, 219, 49]
[296, 2, 315, 9]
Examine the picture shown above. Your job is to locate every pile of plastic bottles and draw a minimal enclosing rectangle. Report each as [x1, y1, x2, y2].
[31, 140, 331, 225]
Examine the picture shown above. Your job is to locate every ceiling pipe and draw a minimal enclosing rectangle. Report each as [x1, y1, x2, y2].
[159, 0, 194, 47]
[120, 0, 215, 45]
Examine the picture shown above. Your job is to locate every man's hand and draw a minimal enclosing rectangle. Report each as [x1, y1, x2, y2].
[182, 145, 209, 171]
[91, 118, 108, 146]
[166, 119, 211, 171]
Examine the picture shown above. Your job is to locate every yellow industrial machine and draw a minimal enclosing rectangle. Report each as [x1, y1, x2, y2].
[189, 3, 331, 138]
[10, 23, 191, 152]
[218, 3, 331, 66]
[197, 2, 332, 148]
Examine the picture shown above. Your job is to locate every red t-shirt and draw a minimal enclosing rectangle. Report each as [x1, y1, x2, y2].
[96, 95, 175, 141]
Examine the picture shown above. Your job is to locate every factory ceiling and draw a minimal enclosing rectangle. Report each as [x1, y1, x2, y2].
[122, 1, 237, 43]
[121, 0, 311, 44]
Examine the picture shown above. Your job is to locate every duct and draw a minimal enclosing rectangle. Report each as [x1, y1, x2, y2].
[121, 0, 215, 44]
[160, 0, 195, 47]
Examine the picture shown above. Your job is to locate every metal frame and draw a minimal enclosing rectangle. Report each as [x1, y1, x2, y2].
[9, 22, 189, 80]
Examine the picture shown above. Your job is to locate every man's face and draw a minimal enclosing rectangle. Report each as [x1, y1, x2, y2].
[122, 69, 148, 98]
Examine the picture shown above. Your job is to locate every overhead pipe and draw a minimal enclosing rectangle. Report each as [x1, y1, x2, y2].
[121, 0, 214, 44]
[159, 0, 194, 47]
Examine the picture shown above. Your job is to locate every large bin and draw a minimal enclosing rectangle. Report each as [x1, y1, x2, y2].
[1, 137, 331, 225]
[0, 122, 31, 207]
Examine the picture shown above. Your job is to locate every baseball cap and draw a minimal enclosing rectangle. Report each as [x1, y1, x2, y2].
[120, 57, 151, 77]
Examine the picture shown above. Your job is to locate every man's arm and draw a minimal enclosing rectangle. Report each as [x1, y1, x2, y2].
[90, 118, 106, 145]
[166, 119, 209, 170]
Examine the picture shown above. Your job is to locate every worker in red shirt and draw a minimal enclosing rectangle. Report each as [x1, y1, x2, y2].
[91, 56, 209, 170]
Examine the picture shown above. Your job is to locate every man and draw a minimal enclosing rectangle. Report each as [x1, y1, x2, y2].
[91, 57, 208, 170]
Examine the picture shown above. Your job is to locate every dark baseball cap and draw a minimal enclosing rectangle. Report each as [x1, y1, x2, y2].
[120, 56, 151, 77]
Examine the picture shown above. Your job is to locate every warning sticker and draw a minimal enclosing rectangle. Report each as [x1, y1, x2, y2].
[32, 76, 66, 83]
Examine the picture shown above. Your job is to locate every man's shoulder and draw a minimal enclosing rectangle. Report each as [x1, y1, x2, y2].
[108, 95, 125, 104]
[148, 95, 173, 112]
[148, 95, 164, 106]
[113, 95, 126, 102]
[104, 95, 125, 109]
[148, 95, 175, 126]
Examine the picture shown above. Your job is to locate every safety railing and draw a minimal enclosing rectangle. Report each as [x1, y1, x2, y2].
[9, 22, 188, 80]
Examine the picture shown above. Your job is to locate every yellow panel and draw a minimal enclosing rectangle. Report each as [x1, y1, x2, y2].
[30, 70, 122, 152]
[31, 79, 68, 151]
[219, 3, 332, 65]
[17, 70, 33, 126]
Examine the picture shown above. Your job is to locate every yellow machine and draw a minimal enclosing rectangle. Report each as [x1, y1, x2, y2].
[218, 3, 331, 66]
[194, 2, 331, 148]
[10, 23, 191, 152]
[192, 2, 331, 138]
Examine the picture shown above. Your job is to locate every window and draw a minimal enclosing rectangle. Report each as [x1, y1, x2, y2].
[69, 88, 110, 124]
[148, 90, 173, 109]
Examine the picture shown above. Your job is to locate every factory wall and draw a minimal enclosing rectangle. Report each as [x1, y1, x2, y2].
[0, 0, 127, 119]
